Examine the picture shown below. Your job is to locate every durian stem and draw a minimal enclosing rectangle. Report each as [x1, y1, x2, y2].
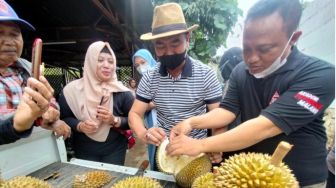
[270, 141, 293, 166]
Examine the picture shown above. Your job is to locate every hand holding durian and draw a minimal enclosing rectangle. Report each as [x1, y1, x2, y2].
[156, 138, 212, 188]
[142, 127, 166, 146]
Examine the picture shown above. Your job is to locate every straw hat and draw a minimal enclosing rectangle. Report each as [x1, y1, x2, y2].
[140, 3, 198, 40]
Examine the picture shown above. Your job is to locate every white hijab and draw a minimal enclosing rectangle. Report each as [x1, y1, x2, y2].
[63, 41, 129, 142]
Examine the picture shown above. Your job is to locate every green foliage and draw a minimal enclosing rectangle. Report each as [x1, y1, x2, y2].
[152, 0, 242, 63]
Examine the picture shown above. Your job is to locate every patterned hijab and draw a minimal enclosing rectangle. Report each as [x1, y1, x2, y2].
[63, 41, 129, 142]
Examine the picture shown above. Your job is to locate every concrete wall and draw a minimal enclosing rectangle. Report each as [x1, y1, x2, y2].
[298, 0, 335, 64]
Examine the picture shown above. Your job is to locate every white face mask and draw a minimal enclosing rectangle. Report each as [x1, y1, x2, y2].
[136, 64, 149, 75]
[253, 32, 295, 79]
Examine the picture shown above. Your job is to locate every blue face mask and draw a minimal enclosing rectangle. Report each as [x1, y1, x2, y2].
[253, 32, 295, 78]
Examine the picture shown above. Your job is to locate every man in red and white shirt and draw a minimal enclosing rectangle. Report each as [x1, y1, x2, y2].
[0, 0, 70, 144]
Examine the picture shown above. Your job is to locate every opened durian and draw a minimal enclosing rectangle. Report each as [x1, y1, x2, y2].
[156, 138, 212, 188]
[73, 170, 112, 188]
[111, 176, 162, 188]
[1, 176, 51, 188]
[191, 172, 215, 188]
[212, 141, 298, 188]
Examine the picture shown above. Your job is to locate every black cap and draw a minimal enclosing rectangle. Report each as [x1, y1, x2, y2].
[219, 47, 243, 81]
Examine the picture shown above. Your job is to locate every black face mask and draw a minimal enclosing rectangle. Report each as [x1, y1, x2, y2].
[158, 51, 186, 70]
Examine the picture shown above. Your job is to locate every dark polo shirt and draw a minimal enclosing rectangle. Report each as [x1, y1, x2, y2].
[220, 46, 335, 186]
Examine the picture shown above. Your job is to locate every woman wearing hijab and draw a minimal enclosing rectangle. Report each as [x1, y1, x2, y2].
[132, 49, 157, 75]
[132, 49, 157, 170]
[58, 41, 134, 165]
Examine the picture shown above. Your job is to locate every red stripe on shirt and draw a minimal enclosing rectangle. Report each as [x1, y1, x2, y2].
[295, 93, 323, 110]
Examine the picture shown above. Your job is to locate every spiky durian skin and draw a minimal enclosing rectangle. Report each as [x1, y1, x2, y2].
[1, 176, 51, 188]
[111, 176, 163, 188]
[175, 155, 212, 188]
[213, 153, 298, 188]
[73, 170, 112, 188]
[192, 172, 216, 188]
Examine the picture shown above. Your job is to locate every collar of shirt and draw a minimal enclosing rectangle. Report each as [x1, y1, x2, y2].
[0, 66, 25, 117]
[159, 55, 193, 78]
[0, 61, 26, 77]
[0, 62, 17, 77]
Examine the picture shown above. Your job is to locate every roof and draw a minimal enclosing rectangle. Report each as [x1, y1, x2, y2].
[8, 0, 153, 67]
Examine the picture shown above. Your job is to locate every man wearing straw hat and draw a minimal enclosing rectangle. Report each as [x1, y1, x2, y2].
[129, 2, 223, 170]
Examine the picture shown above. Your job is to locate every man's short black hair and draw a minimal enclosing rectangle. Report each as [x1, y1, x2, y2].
[245, 0, 302, 37]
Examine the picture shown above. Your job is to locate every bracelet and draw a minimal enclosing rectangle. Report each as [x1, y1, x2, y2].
[111, 116, 120, 127]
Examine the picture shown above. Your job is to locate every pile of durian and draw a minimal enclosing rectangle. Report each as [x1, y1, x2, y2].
[156, 138, 212, 188]
[72, 170, 112, 188]
[323, 108, 335, 150]
[192, 141, 298, 188]
[192, 172, 215, 188]
[111, 176, 162, 188]
[0, 176, 52, 188]
[0, 176, 4, 187]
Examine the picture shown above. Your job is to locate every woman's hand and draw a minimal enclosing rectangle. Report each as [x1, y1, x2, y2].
[50, 120, 71, 139]
[96, 105, 114, 124]
[77, 120, 99, 134]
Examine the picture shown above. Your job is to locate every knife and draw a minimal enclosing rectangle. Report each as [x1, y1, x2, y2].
[134, 160, 149, 176]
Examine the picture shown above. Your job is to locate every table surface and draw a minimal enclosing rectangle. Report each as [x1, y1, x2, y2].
[29, 162, 179, 188]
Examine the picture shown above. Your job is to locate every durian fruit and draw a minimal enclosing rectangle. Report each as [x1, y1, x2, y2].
[212, 141, 298, 188]
[111, 176, 162, 188]
[72, 170, 112, 188]
[156, 138, 212, 188]
[323, 108, 335, 150]
[1, 176, 51, 188]
[191, 172, 215, 188]
[0, 177, 4, 186]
